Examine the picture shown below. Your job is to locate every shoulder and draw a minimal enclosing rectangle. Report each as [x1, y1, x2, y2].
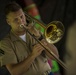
[0, 32, 14, 50]
[0, 32, 12, 43]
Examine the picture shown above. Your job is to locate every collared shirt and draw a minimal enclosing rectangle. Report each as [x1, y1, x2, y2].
[0, 31, 51, 75]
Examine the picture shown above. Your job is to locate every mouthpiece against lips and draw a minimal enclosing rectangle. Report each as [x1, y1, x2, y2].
[20, 24, 24, 28]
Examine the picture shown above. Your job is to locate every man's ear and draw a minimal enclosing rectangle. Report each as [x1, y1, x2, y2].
[6, 19, 11, 25]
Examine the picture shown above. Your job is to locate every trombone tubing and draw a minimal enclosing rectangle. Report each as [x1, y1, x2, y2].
[24, 11, 46, 28]
[20, 24, 68, 70]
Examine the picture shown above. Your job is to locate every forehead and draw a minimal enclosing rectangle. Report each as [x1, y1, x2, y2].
[7, 9, 25, 19]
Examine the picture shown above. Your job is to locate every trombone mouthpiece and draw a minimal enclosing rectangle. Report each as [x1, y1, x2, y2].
[20, 24, 24, 28]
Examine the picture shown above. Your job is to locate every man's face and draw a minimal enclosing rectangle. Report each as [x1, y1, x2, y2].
[6, 9, 27, 32]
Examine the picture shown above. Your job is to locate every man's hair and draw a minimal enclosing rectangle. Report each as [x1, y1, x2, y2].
[5, 2, 22, 16]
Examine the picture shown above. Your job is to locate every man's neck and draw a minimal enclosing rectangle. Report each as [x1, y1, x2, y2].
[11, 29, 26, 36]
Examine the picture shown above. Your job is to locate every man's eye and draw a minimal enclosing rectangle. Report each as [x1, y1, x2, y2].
[20, 16, 23, 19]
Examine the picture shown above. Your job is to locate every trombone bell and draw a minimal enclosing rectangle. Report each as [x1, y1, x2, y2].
[45, 21, 64, 43]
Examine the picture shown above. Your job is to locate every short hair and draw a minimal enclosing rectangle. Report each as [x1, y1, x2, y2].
[5, 2, 22, 16]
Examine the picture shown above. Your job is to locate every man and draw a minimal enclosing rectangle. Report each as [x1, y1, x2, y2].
[65, 21, 76, 75]
[0, 2, 59, 75]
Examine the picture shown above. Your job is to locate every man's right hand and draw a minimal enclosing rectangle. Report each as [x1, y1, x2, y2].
[31, 43, 44, 58]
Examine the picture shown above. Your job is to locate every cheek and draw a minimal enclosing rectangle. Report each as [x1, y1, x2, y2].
[22, 17, 26, 23]
[10, 22, 19, 29]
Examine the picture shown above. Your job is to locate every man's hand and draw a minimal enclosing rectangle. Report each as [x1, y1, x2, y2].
[40, 39, 59, 60]
[31, 43, 44, 58]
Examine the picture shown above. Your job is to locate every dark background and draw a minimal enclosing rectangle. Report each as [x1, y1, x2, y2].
[0, 0, 76, 75]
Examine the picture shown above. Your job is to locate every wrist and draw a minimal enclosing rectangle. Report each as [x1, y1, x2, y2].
[30, 53, 36, 60]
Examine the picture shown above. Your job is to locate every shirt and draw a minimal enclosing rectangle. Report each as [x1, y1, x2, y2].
[0, 31, 51, 75]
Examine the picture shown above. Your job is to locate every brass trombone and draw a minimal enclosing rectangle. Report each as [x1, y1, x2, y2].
[24, 11, 65, 44]
[20, 11, 67, 70]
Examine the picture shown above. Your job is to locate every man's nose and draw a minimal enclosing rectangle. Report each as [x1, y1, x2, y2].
[18, 18, 23, 24]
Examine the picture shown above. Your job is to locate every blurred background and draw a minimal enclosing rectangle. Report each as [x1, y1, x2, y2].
[0, 0, 76, 75]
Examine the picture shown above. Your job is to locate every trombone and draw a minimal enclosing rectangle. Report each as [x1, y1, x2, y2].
[20, 11, 67, 70]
